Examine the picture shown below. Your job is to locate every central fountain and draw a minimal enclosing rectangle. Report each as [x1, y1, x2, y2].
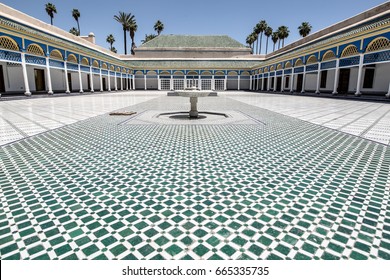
[175, 85, 213, 118]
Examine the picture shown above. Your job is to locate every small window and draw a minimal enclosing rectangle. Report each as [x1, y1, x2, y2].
[363, 68, 375, 89]
[285, 76, 290, 88]
[320, 70, 328, 88]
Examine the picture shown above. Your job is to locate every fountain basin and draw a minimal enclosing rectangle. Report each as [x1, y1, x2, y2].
[175, 88, 214, 118]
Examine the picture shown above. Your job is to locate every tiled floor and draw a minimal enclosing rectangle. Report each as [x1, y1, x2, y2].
[0, 92, 161, 146]
[0, 92, 389, 260]
[224, 92, 390, 145]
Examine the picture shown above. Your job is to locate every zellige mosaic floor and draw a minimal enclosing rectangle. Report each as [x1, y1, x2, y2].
[0, 94, 389, 260]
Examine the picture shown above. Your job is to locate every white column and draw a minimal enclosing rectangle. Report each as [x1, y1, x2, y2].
[301, 66, 307, 93]
[386, 81, 390, 98]
[315, 62, 321, 94]
[198, 76, 201, 90]
[261, 75, 265, 91]
[78, 65, 84, 93]
[224, 75, 227, 91]
[281, 71, 285, 92]
[144, 74, 147, 90]
[355, 53, 364, 96]
[120, 74, 123, 90]
[238, 75, 241, 91]
[158, 75, 161, 90]
[290, 71, 295, 93]
[212, 75, 215, 91]
[45, 57, 53, 94]
[21, 53, 31, 96]
[64, 61, 70, 93]
[126, 75, 129, 90]
[273, 73, 277, 92]
[184, 76, 187, 88]
[249, 76, 253, 91]
[89, 67, 94, 93]
[333, 59, 340, 95]
[267, 74, 271, 91]
[114, 73, 118, 91]
[108, 71, 111, 92]
[170, 75, 173, 90]
[132, 75, 135, 90]
[99, 69, 103, 92]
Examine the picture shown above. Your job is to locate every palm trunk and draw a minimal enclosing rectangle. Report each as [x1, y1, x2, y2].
[259, 32, 263, 54]
[123, 28, 127, 55]
[282, 39, 285, 48]
[50, 16, 53, 25]
[266, 37, 269, 54]
[273, 43, 275, 52]
[278, 40, 281, 50]
[77, 20, 80, 35]
[255, 38, 259, 55]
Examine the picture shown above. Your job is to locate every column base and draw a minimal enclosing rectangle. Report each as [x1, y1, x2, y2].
[385, 93, 390, 98]
[301, 91, 305, 94]
[24, 91, 31, 96]
[315, 90, 320, 94]
[65, 91, 70, 94]
[332, 92, 338, 95]
[48, 91, 53, 95]
[90, 90, 94, 93]
[355, 92, 362, 97]
[79, 90, 84, 94]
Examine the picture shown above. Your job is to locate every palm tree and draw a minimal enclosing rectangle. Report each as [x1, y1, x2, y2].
[72, 9, 81, 35]
[111, 47, 117, 53]
[69, 27, 80, 36]
[154, 20, 164, 35]
[280, 26, 290, 48]
[264, 26, 273, 54]
[141, 34, 157, 44]
[114, 12, 132, 54]
[246, 33, 257, 54]
[257, 20, 267, 54]
[106, 34, 115, 51]
[253, 23, 261, 55]
[128, 18, 138, 55]
[271, 32, 279, 52]
[298, 22, 312, 37]
[45, 3, 57, 25]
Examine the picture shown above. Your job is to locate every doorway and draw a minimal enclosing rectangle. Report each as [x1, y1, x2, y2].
[0, 65, 5, 93]
[296, 74, 303, 92]
[34, 69, 46, 91]
[103, 78, 106, 91]
[67, 73, 73, 92]
[276, 77, 282, 91]
[338, 69, 350, 94]
[263, 78, 268, 90]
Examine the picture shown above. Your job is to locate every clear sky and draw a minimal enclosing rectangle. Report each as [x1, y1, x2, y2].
[1, 0, 387, 54]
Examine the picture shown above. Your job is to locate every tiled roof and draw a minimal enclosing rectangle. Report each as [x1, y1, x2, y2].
[129, 59, 261, 69]
[138, 35, 247, 49]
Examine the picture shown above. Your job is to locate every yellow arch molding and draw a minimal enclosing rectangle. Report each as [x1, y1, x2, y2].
[49, 49, 63, 60]
[322, 50, 336, 62]
[26, 44, 45, 56]
[306, 55, 318, 65]
[365, 37, 390, 53]
[67, 54, 78, 63]
[0, 36, 19, 51]
[340, 45, 359, 58]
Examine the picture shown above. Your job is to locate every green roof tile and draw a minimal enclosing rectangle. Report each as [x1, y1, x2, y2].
[129, 60, 261, 69]
[138, 35, 247, 49]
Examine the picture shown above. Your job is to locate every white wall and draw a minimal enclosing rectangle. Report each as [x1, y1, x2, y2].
[135, 77, 144, 89]
[305, 73, 318, 91]
[93, 75, 100, 90]
[227, 79, 238, 90]
[1, 62, 24, 92]
[146, 78, 158, 90]
[50, 68, 66, 91]
[363, 62, 390, 93]
[320, 69, 336, 92]
[348, 67, 359, 92]
[240, 79, 250, 90]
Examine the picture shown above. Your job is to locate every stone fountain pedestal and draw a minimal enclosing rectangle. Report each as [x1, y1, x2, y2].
[175, 88, 213, 118]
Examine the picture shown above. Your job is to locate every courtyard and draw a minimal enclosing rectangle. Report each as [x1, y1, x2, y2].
[0, 91, 389, 260]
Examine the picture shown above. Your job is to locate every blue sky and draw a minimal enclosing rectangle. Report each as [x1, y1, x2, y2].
[1, 0, 387, 54]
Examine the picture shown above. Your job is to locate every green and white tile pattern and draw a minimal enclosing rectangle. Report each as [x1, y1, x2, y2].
[0, 95, 389, 260]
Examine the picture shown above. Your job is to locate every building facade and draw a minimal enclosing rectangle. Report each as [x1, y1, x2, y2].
[0, 3, 389, 97]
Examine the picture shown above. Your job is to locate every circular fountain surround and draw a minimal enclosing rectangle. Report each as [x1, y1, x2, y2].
[175, 86, 213, 118]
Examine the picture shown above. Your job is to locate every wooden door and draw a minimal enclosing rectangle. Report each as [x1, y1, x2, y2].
[338, 69, 350, 94]
[296, 74, 303, 92]
[34, 69, 45, 91]
[0, 65, 5, 93]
